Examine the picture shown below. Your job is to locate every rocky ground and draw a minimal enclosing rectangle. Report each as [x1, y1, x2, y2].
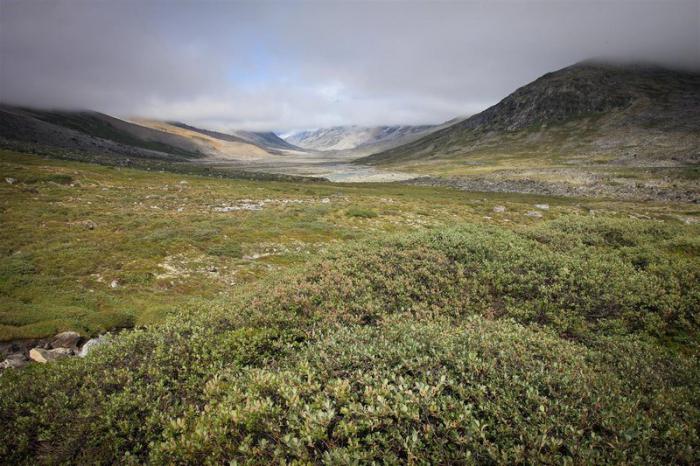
[0, 331, 108, 371]
[406, 171, 698, 203]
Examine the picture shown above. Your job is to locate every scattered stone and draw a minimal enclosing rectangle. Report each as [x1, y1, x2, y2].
[493, 205, 506, 213]
[534, 203, 550, 210]
[214, 202, 263, 212]
[110, 279, 120, 289]
[321, 198, 331, 204]
[51, 331, 81, 349]
[5, 177, 17, 185]
[526, 211, 543, 218]
[29, 347, 72, 363]
[1, 353, 29, 369]
[207, 265, 218, 273]
[78, 335, 108, 358]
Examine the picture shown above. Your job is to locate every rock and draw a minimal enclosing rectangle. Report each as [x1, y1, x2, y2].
[110, 279, 120, 289]
[1, 353, 29, 369]
[78, 335, 109, 358]
[493, 205, 506, 213]
[51, 331, 81, 349]
[526, 211, 543, 218]
[29, 347, 72, 363]
[81, 219, 97, 230]
[534, 203, 550, 210]
[5, 177, 17, 185]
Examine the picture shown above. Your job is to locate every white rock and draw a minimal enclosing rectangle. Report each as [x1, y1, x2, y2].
[526, 211, 543, 218]
[493, 205, 506, 213]
[110, 279, 119, 289]
[78, 335, 108, 358]
[534, 204, 550, 210]
[5, 177, 17, 185]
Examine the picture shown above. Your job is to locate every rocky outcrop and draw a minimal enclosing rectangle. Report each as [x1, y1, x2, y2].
[1, 331, 111, 371]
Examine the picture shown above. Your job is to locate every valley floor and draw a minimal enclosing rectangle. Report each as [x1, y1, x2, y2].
[1, 149, 698, 464]
[2, 149, 696, 341]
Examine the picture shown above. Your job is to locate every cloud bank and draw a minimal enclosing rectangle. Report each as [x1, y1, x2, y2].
[1, 0, 698, 131]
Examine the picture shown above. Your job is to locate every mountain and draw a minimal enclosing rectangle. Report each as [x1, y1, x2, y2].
[285, 125, 440, 152]
[359, 61, 700, 167]
[0, 105, 306, 163]
[0, 105, 205, 161]
[165, 122, 303, 153]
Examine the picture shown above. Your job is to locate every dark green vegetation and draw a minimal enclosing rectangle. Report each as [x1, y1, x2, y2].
[1, 150, 699, 464]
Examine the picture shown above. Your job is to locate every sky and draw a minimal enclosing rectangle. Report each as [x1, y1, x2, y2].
[1, 0, 698, 132]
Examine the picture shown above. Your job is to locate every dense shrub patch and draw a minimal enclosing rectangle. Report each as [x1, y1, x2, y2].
[1, 217, 698, 464]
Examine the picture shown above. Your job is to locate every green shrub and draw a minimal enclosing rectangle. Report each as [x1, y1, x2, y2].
[1, 217, 698, 464]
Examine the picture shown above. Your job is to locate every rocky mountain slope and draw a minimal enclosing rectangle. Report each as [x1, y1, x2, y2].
[360, 61, 700, 167]
[285, 125, 439, 152]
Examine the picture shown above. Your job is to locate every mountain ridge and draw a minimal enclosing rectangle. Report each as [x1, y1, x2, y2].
[359, 61, 700, 166]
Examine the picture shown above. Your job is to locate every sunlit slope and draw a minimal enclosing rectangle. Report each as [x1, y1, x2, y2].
[131, 120, 274, 160]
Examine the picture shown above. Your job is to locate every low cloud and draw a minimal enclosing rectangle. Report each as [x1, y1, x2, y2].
[1, 0, 698, 131]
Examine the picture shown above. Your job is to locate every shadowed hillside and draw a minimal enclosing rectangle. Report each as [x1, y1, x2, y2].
[360, 62, 700, 167]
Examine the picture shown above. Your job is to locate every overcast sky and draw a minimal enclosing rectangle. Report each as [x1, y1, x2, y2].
[1, 1, 698, 132]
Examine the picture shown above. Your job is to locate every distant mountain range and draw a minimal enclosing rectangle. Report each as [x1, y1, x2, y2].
[284, 125, 449, 153]
[359, 61, 700, 167]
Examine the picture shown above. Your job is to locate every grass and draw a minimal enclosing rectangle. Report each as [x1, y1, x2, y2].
[3, 150, 696, 341]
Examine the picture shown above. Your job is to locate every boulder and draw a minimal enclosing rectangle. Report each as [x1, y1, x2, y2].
[493, 205, 506, 213]
[1, 353, 29, 369]
[526, 211, 543, 218]
[51, 331, 81, 349]
[29, 347, 72, 363]
[534, 203, 550, 210]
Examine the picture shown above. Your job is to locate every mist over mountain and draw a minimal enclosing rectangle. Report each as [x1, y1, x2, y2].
[284, 125, 438, 152]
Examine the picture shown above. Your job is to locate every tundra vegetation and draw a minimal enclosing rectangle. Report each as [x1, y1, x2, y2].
[1, 149, 699, 464]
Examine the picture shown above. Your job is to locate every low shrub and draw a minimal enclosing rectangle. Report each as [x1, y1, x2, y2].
[1, 217, 697, 463]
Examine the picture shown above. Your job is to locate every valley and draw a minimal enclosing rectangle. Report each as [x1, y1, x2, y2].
[1, 60, 698, 464]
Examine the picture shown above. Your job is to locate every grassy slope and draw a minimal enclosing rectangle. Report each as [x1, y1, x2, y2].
[11, 149, 695, 340]
[1, 205, 698, 463]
